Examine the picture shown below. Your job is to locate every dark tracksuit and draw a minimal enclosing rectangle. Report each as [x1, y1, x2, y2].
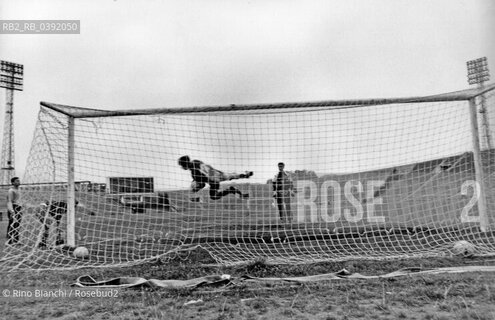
[38, 201, 67, 248]
[273, 171, 295, 221]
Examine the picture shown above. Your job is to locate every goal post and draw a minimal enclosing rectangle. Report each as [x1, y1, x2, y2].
[67, 115, 76, 247]
[1, 84, 495, 272]
[468, 97, 489, 232]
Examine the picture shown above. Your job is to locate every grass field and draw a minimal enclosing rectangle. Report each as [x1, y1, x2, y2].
[1, 247, 495, 320]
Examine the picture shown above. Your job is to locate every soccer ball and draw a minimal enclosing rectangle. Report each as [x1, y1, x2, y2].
[452, 240, 475, 258]
[73, 246, 90, 258]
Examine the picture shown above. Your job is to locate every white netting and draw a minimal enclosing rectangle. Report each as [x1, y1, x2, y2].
[1, 85, 495, 271]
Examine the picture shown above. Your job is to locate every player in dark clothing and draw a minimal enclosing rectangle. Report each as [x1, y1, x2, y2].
[272, 162, 296, 222]
[6, 177, 22, 245]
[178, 155, 253, 202]
[37, 200, 76, 249]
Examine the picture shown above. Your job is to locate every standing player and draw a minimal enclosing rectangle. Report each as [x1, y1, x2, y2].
[36, 200, 78, 249]
[36, 201, 67, 249]
[178, 155, 253, 202]
[6, 177, 22, 245]
[272, 162, 296, 222]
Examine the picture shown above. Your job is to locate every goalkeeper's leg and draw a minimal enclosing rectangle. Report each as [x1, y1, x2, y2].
[209, 182, 249, 200]
[218, 170, 253, 181]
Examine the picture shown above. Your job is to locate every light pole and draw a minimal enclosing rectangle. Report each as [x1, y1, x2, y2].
[466, 57, 491, 150]
[0, 60, 23, 185]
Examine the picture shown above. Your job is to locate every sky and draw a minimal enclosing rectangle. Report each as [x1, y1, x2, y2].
[0, 0, 494, 185]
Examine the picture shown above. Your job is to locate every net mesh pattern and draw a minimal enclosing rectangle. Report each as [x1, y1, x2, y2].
[1, 87, 495, 271]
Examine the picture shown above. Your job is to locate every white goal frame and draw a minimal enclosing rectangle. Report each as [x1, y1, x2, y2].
[2, 83, 493, 272]
[46, 85, 495, 248]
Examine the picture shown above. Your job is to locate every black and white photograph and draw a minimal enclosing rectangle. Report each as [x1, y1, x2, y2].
[1, 1, 494, 319]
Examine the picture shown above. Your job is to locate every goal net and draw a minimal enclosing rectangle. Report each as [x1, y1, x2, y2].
[2, 84, 495, 271]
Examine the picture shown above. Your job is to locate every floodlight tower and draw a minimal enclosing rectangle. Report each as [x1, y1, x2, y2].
[467, 57, 491, 150]
[0, 60, 23, 185]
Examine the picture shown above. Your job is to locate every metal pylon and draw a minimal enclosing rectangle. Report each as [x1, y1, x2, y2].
[0, 89, 15, 185]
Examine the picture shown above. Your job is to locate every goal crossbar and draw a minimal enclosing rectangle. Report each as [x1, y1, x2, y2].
[40, 83, 495, 119]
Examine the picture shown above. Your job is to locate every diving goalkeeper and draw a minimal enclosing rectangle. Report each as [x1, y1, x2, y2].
[178, 155, 253, 202]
